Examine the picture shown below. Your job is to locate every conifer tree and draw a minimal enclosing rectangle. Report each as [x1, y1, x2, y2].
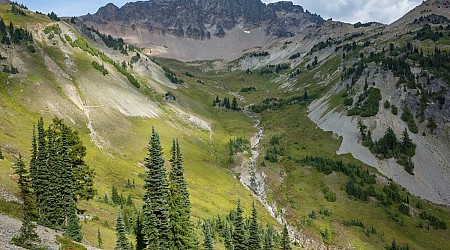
[98, 228, 103, 249]
[115, 214, 131, 250]
[35, 117, 48, 221]
[224, 222, 234, 250]
[64, 198, 83, 242]
[44, 128, 61, 227]
[112, 186, 120, 205]
[264, 224, 274, 250]
[142, 128, 170, 249]
[0, 147, 3, 159]
[281, 225, 291, 250]
[248, 203, 261, 250]
[233, 199, 247, 250]
[231, 98, 238, 111]
[142, 197, 160, 249]
[29, 126, 37, 186]
[169, 139, 195, 249]
[203, 221, 214, 250]
[31, 117, 95, 229]
[401, 129, 415, 156]
[12, 155, 40, 249]
[134, 213, 145, 250]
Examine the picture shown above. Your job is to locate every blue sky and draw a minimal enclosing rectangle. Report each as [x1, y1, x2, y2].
[18, 0, 422, 24]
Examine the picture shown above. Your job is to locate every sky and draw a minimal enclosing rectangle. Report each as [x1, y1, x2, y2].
[18, 0, 423, 24]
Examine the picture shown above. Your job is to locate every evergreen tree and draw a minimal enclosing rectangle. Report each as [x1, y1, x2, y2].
[134, 213, 145, 250]
[11, 155, 40, 249]
[64, 198, 83, 242]
[115, 214, 131, 250]
[98, 228, 103, 249]
[169, 139, 195, 249]
[31, 117, 95, 228]
[224, 222, 234, 250]
[0, 147, 3, 160]
[203, 221, 214, 250]
[142, 197, 160, 249]
[231, 98, 239, 111]
[112, 186, 120, 205]
[248, 203, 261, 250]
[225, 97, 231, 109]
[29, 126, 37, 186]
[233, 199, 247, 250]
[401, 129, 415, 156]
[44, 128, 61, 227]
[281, 225, 291, 250]
[264, 224, 274, 250]
[142, 128, 170, 249]
[35, 117, 48, 222]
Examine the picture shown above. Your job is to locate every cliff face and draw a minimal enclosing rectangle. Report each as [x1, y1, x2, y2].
[83, 0, 323, 40]
[79, 0, 324, 60]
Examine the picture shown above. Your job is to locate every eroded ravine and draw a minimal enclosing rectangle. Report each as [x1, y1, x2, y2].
[234, 109, 342, 249]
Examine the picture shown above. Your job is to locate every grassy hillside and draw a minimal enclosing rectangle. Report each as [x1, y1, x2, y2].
[0, 4, 278, 249]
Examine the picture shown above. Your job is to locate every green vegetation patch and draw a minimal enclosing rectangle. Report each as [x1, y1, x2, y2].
[348, 87, 382, 117]
[43, 24, 61, 35]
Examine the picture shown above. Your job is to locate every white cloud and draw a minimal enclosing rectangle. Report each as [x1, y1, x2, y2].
[262, 0, 422, 24]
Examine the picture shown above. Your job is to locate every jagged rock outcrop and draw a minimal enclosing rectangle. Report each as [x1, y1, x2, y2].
[79, 0, 324, 61]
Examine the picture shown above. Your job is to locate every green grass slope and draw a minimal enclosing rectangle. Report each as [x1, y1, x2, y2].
[0, 5, 278, 249]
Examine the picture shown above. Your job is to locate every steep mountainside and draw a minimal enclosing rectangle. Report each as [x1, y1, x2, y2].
[79, 0, 324, 61]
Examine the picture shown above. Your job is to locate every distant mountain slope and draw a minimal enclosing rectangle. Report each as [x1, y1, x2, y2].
[79, 0, 324, 61]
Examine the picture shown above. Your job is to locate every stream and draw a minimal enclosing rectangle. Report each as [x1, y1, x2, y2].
[234, 109, 341, 250]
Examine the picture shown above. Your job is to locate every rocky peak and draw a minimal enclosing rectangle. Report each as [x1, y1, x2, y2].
[81, 0, 324, 39]
[93, 3, 119, 22]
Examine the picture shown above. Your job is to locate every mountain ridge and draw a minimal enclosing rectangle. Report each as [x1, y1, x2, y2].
[79, 0, 324, 60]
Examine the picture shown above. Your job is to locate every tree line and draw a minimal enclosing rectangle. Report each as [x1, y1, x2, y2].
[0, 19, 33, 45]
[213, 95, 240, 111]
[12, 117, 96, 248]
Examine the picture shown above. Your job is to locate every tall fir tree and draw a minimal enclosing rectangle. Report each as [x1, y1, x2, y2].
[224, 221, 234, 250]
[168, 139, 195, 249]
[264, 224, 274, 250]
[64, 198, 83, 242]
[35, 117, 49, 222]
[203, 221, 214, 250]
[142, 128, 170, 249]
[142, 197, 160, 249]
[248, 203, 261, 250]
[233, 199, 247, 250]
[281, 225, 291, 250]
[43, 127, 61, 227]
[31, 117, 95, 229]
[12, 155, 40, 249]
[134, 213, 145, 250]
[29, 126, 37, 190]
[115, 214, 131, 250]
